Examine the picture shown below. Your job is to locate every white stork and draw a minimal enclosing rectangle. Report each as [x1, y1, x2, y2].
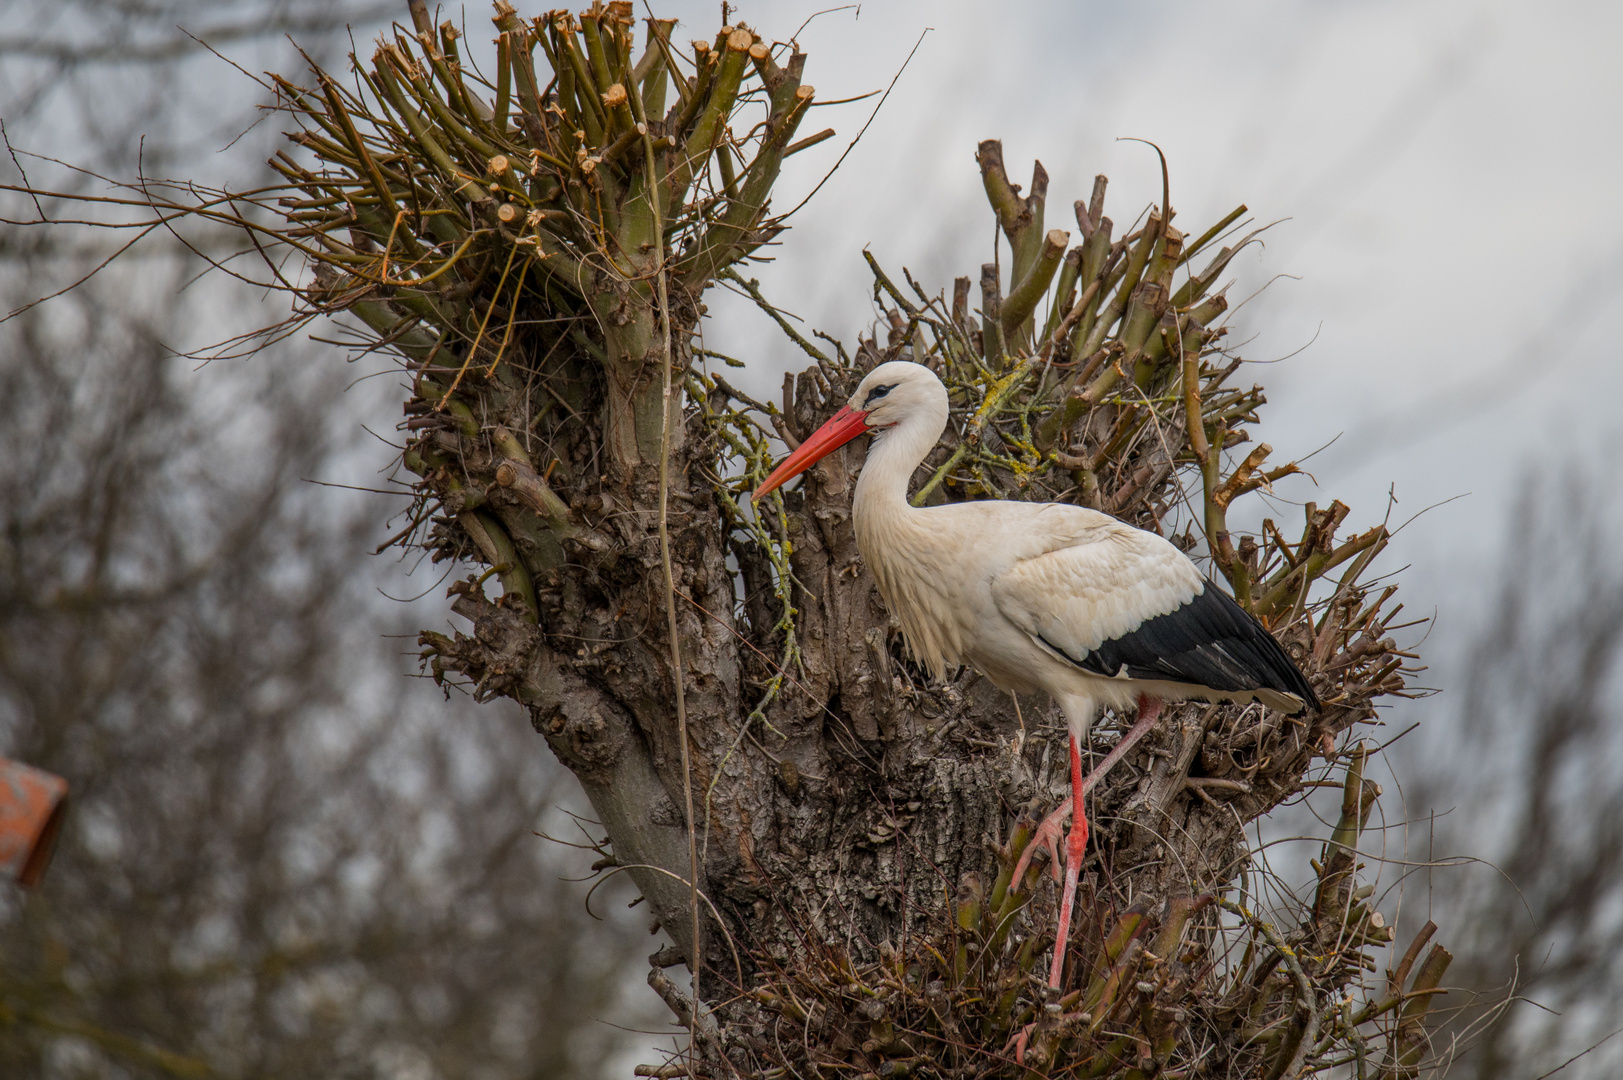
[753, 360, 1316, 987]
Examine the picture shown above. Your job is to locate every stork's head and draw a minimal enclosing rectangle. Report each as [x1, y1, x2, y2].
[752, 361, 946, 502]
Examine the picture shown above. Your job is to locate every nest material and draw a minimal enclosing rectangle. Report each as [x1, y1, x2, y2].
[721, 747, 1451, 1079]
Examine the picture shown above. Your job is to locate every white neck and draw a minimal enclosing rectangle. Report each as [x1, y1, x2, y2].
[852, 397, 947, 534]
[848, 378, 959, 677]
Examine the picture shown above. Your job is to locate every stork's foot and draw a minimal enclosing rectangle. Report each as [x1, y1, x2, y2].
[1013, 800, 1071, 885]
[1010, 696, 1165, 889]
[1008, 1019, 1038, 1066]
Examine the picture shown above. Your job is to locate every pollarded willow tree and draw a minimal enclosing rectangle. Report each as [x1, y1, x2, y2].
[7, 3, 1458, 1076]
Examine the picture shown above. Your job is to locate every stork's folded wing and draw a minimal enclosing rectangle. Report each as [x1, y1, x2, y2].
[990, 522, 1203, 661]
[991, 521, 1316, 709]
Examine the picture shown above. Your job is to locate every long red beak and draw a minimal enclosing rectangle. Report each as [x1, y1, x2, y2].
[751, 405, 871, 502]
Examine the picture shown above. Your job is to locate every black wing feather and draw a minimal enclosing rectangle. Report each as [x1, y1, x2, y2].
[1040, 578, 1318, 713]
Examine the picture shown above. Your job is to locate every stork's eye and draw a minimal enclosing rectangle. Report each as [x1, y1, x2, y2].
[865, 383, 897, 405]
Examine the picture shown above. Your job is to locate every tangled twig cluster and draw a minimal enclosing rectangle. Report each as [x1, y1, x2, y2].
[713, 744, 1450, 1079]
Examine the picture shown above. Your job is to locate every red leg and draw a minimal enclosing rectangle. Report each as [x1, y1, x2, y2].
[1011, 695, 1165, 885]
[1082, 694, 1162, 794]
[1047, 729, 1088, 987]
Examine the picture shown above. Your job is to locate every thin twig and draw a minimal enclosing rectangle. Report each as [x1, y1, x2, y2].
[646, 114, 703, 1073]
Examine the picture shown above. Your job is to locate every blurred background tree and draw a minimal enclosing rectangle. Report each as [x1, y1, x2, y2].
[0, 1, 663, 1076]
[1402, 478, 1623, 1078]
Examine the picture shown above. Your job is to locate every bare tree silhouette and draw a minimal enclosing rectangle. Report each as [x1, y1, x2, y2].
[1405, 477, 1623, 1079]
[0, 1, 660, 1074]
